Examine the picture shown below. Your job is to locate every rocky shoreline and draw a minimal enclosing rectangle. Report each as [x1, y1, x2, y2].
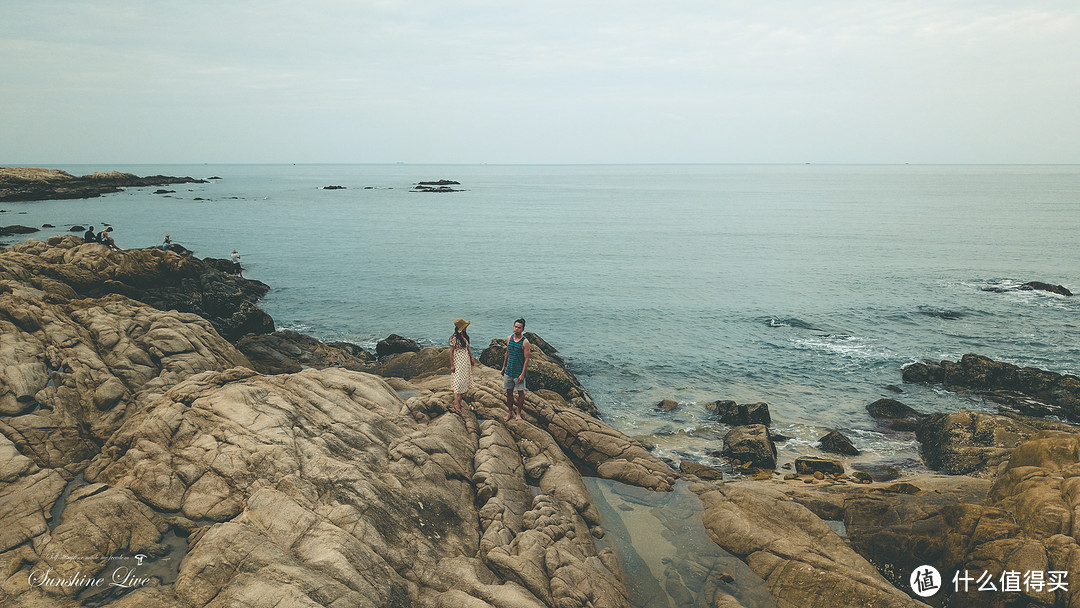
[2, 237, 1079, 607]
[0, 168, 208, 203]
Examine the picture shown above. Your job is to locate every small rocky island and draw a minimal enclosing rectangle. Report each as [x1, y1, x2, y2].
[412, 179, 464, 193]
[0, 167, 208, 202]
[2, 235, 1080, 607]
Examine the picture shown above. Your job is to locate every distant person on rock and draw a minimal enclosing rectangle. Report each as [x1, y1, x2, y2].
[449, 317, 477, 414]
[83, 226, 96, 242]
[161, 234, 171, 251]
[97, 227, 120, 250]
[500, 318, 531, 421]
[231, 250, 243, 278]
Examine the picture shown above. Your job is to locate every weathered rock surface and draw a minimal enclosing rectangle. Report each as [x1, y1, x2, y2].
[0, 167, 208, 202]
[236, 329, 375, 374]
[838, 430, 1080, 608]
[722, 424, 777, 470]
[480, 333, 600, 418]
[0, 237, 688, 607]
[915, 410, 1076, 477]
[12, 236, 1050, 607]
[695, 481, 927, 607]
[903, 354, 1080, 421]
[0, 236, 273, 341]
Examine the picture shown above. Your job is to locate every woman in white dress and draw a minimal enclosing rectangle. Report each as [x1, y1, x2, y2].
[449, 318, 476, 413]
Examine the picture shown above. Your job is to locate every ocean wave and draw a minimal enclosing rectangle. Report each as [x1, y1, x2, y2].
[762, 316, 822, 330]
[915, 305, 966, 320]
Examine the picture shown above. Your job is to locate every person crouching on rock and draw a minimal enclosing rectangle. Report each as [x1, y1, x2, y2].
[231, 250, 243, 278]
[83, 226, 96, 242]
[161, 234, 172, 251]
[500, 318, 530, 421]
[98, 227, 120, 250]
[449, 318, 476, 413]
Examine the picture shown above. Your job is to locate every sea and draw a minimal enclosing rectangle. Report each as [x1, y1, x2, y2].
[4, 163, 1079, 472]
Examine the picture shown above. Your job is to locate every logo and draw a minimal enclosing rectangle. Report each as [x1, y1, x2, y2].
[911, 565, 942, 597]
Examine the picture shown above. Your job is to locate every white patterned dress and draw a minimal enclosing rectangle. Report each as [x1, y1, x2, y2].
[450, 335, 472, 394]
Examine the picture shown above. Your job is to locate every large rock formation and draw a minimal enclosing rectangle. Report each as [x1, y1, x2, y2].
[903, 354, 1080, 422]
[15, 237, 1066, 607]
[0, 238, 685, 608]
[0, 167, 207, 202]
[837, 431, 1080, 608]
[0, 236, 273, 341]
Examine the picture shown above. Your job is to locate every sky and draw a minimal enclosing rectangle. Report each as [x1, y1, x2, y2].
[3, 1, 1079, 164]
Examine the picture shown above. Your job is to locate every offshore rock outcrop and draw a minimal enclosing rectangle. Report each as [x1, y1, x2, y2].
[0, 167, 207, 202]
[903, 354, 1080, 422]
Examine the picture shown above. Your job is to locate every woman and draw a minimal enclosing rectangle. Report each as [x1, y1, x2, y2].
[449, 317, 476, 413]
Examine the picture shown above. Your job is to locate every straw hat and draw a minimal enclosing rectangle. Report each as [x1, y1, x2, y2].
[454, 318, 470, 332]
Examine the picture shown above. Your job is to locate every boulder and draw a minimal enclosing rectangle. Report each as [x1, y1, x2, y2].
[679, 461, 723, 481]
[0, 245, 683, 608]
[866, 398, 924, 432]
[376, 333, 421, 357]
[706, 400, 771, 426]
[721, 425, 776, 470]
[795, 457, 845, 476]
[656, 399, 679, 411]
[819, 430, 860, 456]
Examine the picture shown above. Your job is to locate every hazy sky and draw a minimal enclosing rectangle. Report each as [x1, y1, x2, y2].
[3, 1, 1079, 164]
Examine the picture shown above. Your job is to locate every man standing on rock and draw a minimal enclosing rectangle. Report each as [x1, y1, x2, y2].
[501, 318, 531, 421]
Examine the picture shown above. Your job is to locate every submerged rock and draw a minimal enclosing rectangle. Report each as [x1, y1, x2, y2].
[1021, 281, 1072, 296]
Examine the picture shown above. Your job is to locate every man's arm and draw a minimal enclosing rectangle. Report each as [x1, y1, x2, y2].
[501, 337, 510, 373]
[518, 340, 531, 381]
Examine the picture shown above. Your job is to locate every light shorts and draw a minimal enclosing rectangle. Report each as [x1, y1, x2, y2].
[503, 373, 526, 391]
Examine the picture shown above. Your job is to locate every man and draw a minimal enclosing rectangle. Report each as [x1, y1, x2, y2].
[500, 318, 531, 421]
[231, 250, 243, 278]
[83, 226, 96, 242]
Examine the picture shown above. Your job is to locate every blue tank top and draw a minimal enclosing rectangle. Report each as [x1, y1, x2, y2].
[506, 335, 525, 376]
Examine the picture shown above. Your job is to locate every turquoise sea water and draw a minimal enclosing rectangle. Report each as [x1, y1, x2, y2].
[5, 164, 1079, 469]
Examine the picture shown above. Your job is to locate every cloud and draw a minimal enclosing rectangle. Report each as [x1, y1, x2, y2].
[2, 0, 1078, 163]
